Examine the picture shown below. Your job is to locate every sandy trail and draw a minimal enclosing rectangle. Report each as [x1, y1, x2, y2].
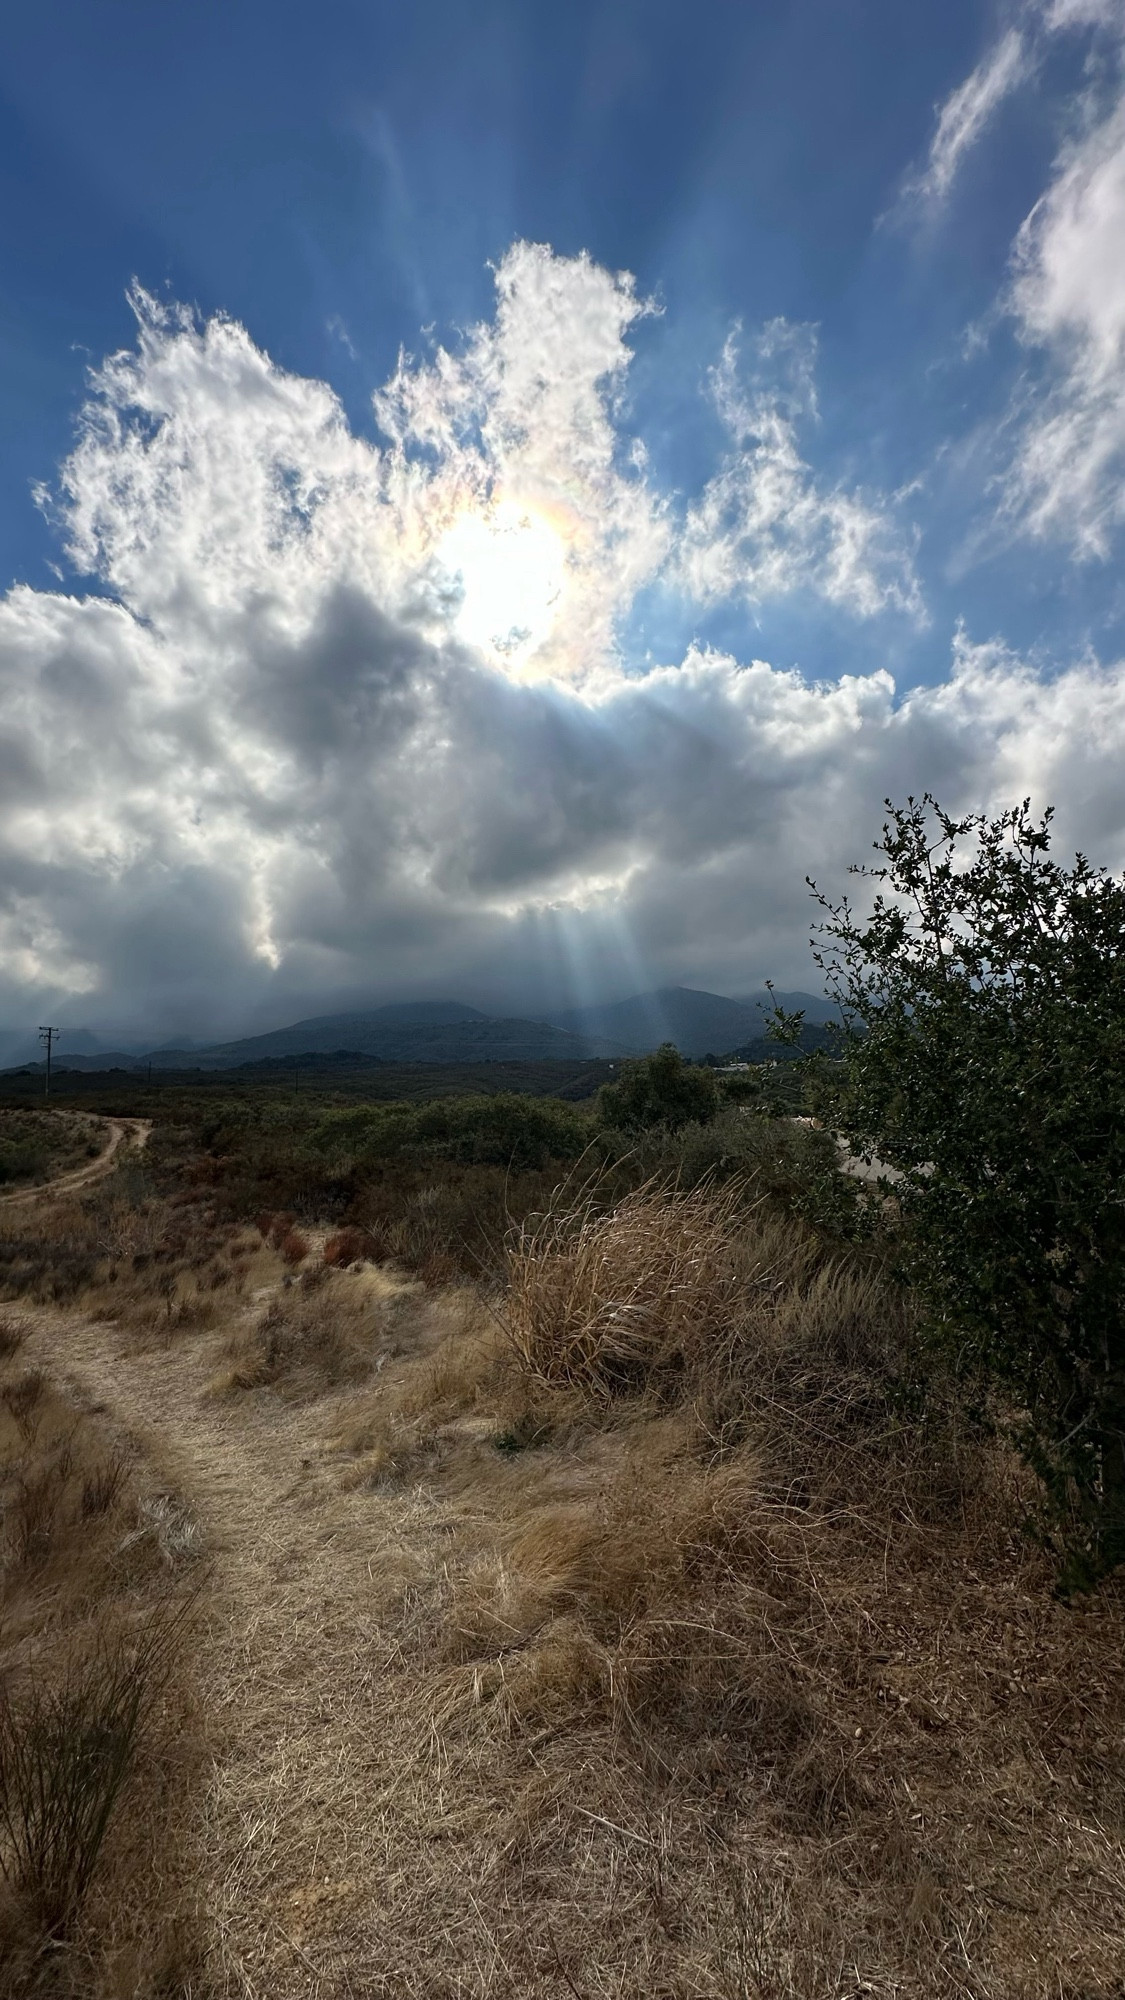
[0, 1113, 151, 1206]
[20, 1277, 441, 1998]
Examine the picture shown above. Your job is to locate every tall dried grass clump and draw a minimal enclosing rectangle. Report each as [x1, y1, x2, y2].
[0, 1606, 189, 1936]
[503, 1179, 759, 1395]
[499, 1176, 902, 1435]
[0, 1349, 205, 1993]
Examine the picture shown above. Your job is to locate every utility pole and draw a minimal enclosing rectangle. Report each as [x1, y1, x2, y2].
[38, 1026, 60, 1099]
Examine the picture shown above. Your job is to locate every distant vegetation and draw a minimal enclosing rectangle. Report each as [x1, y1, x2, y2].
[596, 1041, 719, 1131]
[0, 1110, 103, 1190]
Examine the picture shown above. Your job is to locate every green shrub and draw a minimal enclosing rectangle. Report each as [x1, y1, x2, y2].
[311, 1093, 588, 1172]
[602, 1108, 872, 1241]
[596, 1044, 718, 1133]
[813, 795, 1125, 1581]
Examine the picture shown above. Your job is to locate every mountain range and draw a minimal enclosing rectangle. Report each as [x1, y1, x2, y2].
[0, 986, 838, 1073]
[543, 986, 837, 1055]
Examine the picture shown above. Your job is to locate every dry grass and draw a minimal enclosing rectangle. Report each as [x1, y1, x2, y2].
[212, 1257, 435, 1399]
[501, 1177, 758, 1394]
[312, 1182, 1125, 1996]
[0, 1157, 291, 1348]
[0, 1338, 206, 1996]
[4, 1161, 1125, 1994]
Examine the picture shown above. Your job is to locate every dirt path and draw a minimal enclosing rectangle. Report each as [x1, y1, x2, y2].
[19, 1284, 441, 1997]
[0, 1113, 151, 1206]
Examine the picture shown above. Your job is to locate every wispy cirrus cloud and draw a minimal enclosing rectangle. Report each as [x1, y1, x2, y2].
[906, 2, 1125, 564]
[677, 323, 923, 622]
[907, 28, 1031, 208]
[1005, 80, 1125, 555]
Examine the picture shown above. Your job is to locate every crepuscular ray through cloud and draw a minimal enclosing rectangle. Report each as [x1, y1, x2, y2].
[1, 242, 1124, 1041]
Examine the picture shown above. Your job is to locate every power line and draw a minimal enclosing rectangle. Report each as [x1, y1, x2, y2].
[38, 1026, 60, 1099]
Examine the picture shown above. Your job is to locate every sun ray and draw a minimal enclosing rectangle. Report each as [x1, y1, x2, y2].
[436, 498, 569, 675]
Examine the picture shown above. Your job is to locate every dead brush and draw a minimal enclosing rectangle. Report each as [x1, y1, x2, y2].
[0, 1319, 25, 1363]
[501, 1178, 763, 1397]
[323, 1226, 369, 1269]
[279, 1227, 309, 1266]
[216, 1262, 409, 1398]
[0, 1601, 192, 1936]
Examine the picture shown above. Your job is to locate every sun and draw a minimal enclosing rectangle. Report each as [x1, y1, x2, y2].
[437, 498, 567, 672]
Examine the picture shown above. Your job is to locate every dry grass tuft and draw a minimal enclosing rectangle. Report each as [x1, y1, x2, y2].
[214, 1259, 431, 1399]
[501, 1178, 755, 1394]
[0, 1348, 206, 1996]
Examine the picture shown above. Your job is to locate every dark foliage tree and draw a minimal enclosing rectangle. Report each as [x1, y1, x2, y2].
[810, 796, 1125, 1582]
[597, 1043, 718, 1133]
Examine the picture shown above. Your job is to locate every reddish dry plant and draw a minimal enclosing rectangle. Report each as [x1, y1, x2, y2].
[279, 1228, 309, 1267]
[323, 1226, 369, 1269]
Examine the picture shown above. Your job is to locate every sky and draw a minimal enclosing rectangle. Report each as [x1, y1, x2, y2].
[1, 0, 1124, 1052]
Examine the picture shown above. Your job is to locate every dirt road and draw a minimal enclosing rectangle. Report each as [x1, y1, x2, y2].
[1, 1107, 419, 1992]
[0, 1114, 151, 1207]
[19, 1268, 446, 1997]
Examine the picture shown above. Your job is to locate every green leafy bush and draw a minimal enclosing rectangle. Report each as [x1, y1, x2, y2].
[602, 1108, 871, 1241]
[596, 1043, 718, 1133]
[311, 1092, 589, 1172]
[814, 795, 1125, 1581]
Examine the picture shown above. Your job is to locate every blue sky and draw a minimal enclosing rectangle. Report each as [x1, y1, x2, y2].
[1, 0, 1123, 1046]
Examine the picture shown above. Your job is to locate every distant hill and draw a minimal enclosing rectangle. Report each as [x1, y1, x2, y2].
[130, 1004, 627, 1070]
[543, 985, 839, 1056]
[179, 1002, 493, 1063]
[0, 988, 843, 1077]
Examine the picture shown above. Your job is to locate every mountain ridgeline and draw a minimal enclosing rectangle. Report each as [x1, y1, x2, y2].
[1, 987, 839, 1074]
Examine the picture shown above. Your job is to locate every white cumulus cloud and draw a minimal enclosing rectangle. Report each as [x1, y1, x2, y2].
[0, 243, 1121, 1042]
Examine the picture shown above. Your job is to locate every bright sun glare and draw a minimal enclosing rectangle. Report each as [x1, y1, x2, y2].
[438, 499, 567, 672]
